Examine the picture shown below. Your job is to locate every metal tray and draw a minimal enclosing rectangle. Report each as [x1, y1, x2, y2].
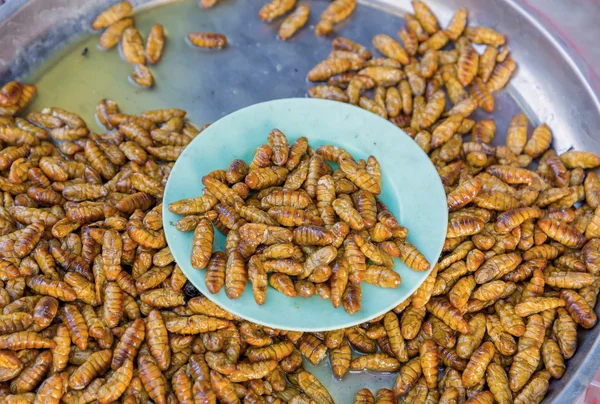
[1, 0, 600, 401]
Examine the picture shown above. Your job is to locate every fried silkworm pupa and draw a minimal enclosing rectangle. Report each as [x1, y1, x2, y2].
[145, 24, 165, 64]
[278, 5, 310, 40]
[258, 0, 296, 21]
[187, 32, 228, 49]
[130, 64, 154, 88]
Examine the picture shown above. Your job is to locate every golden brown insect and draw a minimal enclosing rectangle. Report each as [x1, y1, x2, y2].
[486, 58, 516, 92]
[121, 27, 146, 65]
[392, 357, 422, 396]
[314, 0, 356, 36]
[522, 123, 553, 158]
[62, 303, 89, 351]
[31, 372, 62, 403]
[446, 215, 484, 238]
[560, 150, 600, 169]
[537, 218, 586, 248]
[354, 388, 375, 404]
[349, 353, 400, 372]
[342, 281, 362, 314]
[456, 37, 479, 87]
[222, 251, 246, 299]
[69, 349, 112, 390]
[130, 64, 154, 88]
[419, 90, 445, 128]
[508, 346, 540, 393]
[470, 77, 494, 113]
[335, 160, 376, 195]
[395, 29, 417, 59]
[357, 66, 404, 87]
[418, 339, 438, 389]
[412, 0, 439, 34]
[99, 17, 134, 49]
[545, 271, 594, 289]
[426, 298, 469, 334]
[112, 318, 145, 370]
[258, 0, 296, 21]
[542, 337, 566, 380]
[371, 34, 408, 65]
[462, 341, 495, 388]
[145, 24, 165, 64]
[187, 32, 228, 49]
[359, 96, 387, 118]
[395, 240, 429, 271]
[465, 26, 505, 46]
[365, 265, 401, 288]
[418, 31, 449, 54]
[443, 7, 467, 40]
[92, 1, 132, 30]
[308, 85, 349, 102]
[307, 58, 352, 82]
[514, 297, 566, 317]
[278, 5, 310, 40]
[26, 275, 76, 302]
[8, 349, 51, 393]
[0, 81, 22, 107]
[189, 218, 214, 269]
[169, 194, 218, 216]
[96, 357, 133, 403]
[560, 289, 597, 328]
[0, 331, 54, 350]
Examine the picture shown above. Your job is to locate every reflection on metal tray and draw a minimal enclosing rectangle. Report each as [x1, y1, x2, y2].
[1, 0, 600, 402]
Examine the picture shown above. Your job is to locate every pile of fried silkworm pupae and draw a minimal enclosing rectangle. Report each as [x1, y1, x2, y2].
[169, 131, 429, 311]
[0, 1, 599, 404]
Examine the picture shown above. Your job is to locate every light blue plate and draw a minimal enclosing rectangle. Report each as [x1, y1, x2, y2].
[163, 98, 447, 332]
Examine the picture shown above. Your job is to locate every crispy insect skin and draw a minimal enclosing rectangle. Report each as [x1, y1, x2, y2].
[340, 158, 381, 194]
[92, 1, 132, 30]
[130, 64, 154, 88]
[462, 341, 495, 388]
[248, 255, 267, 305]
[315, 0, 356, 37]
[447, 177, 482, 212]
[333, 36, 372, 59]
[121, 27, 146, 65]
[188, 32, 228, 49]
[278, 5, 310, 40]
[342, 281, 362, 314]
[393, 357, 422, 396]
[26, 275, 76, 302]
[307, 58, 352, 82]
[224, 251, 247, 299]
[258, 0, 296, 21]
[486, 58, 516, 92]
[419, 339, 439, 389]
[145, 24, 165, 64]
[62, 303, 89, 351]
[537, 218, 586, 248]
[495, 206, 541, 233]
[372, 34, 408, 65]
[426, 298, 469, 334]
[560, 289, 597, 329]
[412, 0, 439, 34]
[191, 218, 214, 269]
[112, 318, 145, 370]
[396, 240, 430, 271]
[100, 17, 134, 49]
[443, 7, 467, 39]
[69, 349, 112, 390]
